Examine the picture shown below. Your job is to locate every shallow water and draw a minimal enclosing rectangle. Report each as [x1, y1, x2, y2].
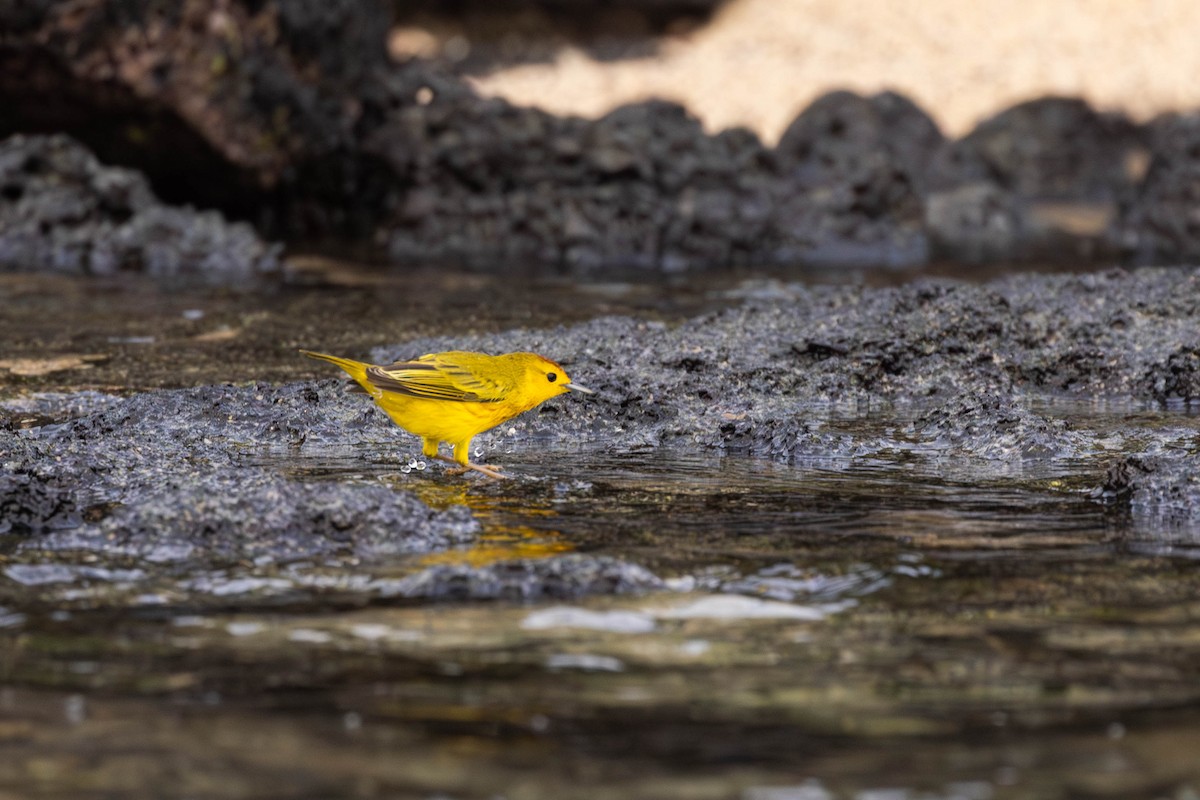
[3, 265, 1200, 799]
[5, 438, 1200, 798]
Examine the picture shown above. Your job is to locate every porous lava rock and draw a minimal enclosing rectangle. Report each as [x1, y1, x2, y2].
[0, 134, 281, 279]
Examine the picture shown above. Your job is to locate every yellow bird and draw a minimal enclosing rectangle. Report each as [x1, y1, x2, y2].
[300, 349, 593, 479]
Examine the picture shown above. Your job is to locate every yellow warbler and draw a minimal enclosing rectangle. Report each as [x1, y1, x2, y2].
[300, 349, 593, 479]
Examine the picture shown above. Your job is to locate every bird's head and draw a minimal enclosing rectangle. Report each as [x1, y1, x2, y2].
[512, 352, 594, 405]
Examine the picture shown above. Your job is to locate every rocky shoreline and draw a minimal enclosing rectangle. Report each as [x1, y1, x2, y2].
[4, 265, 1200, 606]
[3, 0, 1200, 604]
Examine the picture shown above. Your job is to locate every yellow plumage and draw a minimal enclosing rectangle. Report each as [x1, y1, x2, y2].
[300, 349, 592, 479]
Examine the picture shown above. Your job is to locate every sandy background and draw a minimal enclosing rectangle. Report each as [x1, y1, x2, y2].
[439, 0, 1200, 142]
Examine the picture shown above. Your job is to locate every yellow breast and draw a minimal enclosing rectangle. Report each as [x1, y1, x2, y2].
[375, 392, 520, 446]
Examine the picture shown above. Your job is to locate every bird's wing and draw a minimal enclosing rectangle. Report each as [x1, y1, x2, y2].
[365, 353, 511, 403]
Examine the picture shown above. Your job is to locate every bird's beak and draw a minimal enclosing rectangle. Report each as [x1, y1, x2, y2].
[565, 382, 594, 395]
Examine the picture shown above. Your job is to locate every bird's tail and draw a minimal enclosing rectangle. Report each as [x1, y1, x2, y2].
[299, 350, 373, 393]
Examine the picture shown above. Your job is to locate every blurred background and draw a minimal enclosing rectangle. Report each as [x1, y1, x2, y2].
[5, 0, 1200, 278]
[402, 0, 1200, 140]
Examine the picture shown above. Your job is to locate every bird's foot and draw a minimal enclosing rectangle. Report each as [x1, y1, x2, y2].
[433, 454, 509, 481]
[463, 463, 510, 480]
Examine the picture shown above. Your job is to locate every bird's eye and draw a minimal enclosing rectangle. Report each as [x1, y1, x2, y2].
[547, 372, 557, 383]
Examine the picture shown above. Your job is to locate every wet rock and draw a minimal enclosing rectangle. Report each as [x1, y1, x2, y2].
[1004, 268, 1200, 396]
[7, 265, 1200, 576]
[0, 472, 78, 536]
[1132, 463, 1200, 527]
[0, 392, 125, 428]
[37, 472, 478, 564]
[1091, 455, 1200, 529]
[1089, 456, 1151, 503]
[370, 266, 1200, 464]
[3, 381, 478, 565]
[906, 393, 1089, 460]
[2, 563, 147, 587]
[377, 554, 665, 600]
[0, 134, 281, 281]
[1139, 344, 1200, 402]
[712, 562, 892, 602]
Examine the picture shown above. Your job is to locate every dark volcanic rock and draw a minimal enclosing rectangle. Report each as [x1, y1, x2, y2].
[926, 97, 1146, 263]
[368, 266, 1200, 463]
[771, 158, 929, 268]
[0, 0, 940, 271]
[924, 181, 1025, 263]
[921, 97, 1147, 262]
[771, 91, 942, 267]
[2, 0, 1173, 272]
[1119, 113, 1200, 264]
[929, 97, 1145, 201]
[1139, 344, 1200, 402]
[776, 90, 945, 192]
[906, 392, 1087, 460]
[0, 392, 123, 428]
[0, 472, 78, 536]
[3, 380, 479, 565]
[0, 134, 281, 280]
[1130, 458, 1200, 529]
[374, 97, 779, 270]
[1090, 456, 1150, 503]
[395, 0, 725, 21]
[1092, 456, 1200, 531]
[44, 472, 478, 563]
[378, 555, 665, 600]
[1, 378, 669, 601]
[0, 0, 391, 200]
[378, 93, 928, 270]
[390, 0, 726, 76]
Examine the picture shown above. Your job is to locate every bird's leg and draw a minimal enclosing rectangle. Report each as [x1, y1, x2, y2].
[418, 439, 460, 473]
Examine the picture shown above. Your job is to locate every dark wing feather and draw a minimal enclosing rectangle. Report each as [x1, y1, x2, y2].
[366, 353, 511, 403]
